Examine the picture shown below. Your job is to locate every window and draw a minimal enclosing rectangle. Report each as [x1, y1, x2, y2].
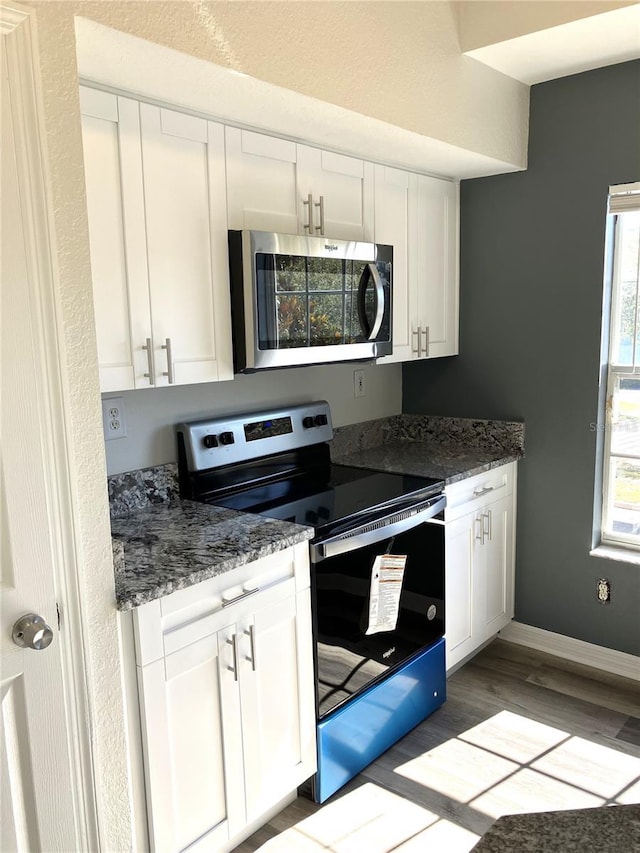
[600, 183, 640, 551]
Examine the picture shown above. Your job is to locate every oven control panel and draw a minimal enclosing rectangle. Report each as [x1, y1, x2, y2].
[177, 401, 334, 472]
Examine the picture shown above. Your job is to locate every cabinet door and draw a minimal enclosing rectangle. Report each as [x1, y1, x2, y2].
[79, 89, 152, 391]
[444, 510, 479, 671]
[297, 145, 374, 241]
[239, 590, 316, 823]
[225, 127, 300, 233]
[480, 493, 515, 641]
[416, 175, 459, 358]
[374, 166, 416, 364]
[137, 625, 244, 853]
[139, 104, 233, 386]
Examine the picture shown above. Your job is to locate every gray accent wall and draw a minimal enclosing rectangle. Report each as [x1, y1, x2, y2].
[403, 61, 640, 656]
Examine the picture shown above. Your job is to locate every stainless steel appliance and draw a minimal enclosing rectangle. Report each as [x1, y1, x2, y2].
[228, 230, 393, 371]
[177, 401, 446, 803]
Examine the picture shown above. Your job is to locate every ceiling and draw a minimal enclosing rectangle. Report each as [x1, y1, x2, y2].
[459, 1, 640, 84]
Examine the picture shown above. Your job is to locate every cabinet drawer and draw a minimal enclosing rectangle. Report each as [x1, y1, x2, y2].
[133, 543, 310, 665]
[445, 463, 514, 521]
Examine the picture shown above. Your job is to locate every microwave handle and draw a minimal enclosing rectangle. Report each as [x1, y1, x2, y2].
[357, 263, 385, 341]
[310, 494, 446, 563]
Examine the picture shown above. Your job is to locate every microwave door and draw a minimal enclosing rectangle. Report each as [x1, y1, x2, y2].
[357, 262, 385, 341]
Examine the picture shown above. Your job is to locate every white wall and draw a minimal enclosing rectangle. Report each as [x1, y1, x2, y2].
[104, 362, 403, 475]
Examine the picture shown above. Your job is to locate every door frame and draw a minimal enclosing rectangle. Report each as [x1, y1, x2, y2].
[2, 3, 98, 847]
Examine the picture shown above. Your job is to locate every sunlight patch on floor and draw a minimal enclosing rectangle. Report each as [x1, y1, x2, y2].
[469, 767, 605, 819]
[459, 710, 568, 763]
[260, 782, 444, 853]
[395, 737, 519, 801]
[529, 735, 640, 798]
[394, 709, 640, 821]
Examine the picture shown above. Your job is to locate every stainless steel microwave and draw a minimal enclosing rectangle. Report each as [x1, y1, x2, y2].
[228, 230, 392, 372]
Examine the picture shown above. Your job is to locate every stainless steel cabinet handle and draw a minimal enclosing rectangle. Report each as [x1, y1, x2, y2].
[12, 613, 53, 651]
[423, 326, 430, 358]
[484, 510, 492, 542]
[244, 624, 257, 671]
[475, 515, 484, 543]
[226, 635, 239, 681]
[473, 486, 495, 498]
[221, 586, 259, 608]
[161, 337, 174, 384]
[303, 193, 314, 232]
[412, 327, 422, 357]
[314, 195, 325, 235]
[142, 337, 155, 385]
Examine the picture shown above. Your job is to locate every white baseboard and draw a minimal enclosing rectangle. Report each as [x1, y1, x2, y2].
[499, 621, 640, 682]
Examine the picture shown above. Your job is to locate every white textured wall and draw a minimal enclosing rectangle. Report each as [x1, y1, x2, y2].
[25, 6, 135, 851]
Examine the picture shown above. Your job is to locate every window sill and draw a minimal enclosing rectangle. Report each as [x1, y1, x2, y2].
[590, 545, 640, 566]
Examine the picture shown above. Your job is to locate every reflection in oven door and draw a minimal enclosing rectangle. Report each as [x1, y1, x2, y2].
[313, 521, 444, 719]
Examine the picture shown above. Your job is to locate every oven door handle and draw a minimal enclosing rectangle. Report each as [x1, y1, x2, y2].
[310, 494, 446, 563]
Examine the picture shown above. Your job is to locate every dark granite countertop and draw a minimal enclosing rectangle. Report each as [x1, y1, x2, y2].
[111, 500, 313, 611]
[471, 804, 640, 852]
[332, 440, 520, 485]
[108, 414, 524, 611]
[330, 413, 524, 484]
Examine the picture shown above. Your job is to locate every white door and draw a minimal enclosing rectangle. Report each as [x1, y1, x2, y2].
[225, 127, 300, 233]
[240, 591, 316, 823]
[416, 175, 459, 358]
[79, 87, 153, 392]
[138, 626, 243, 853]
[139, 104, 233, 387]
[374, 165, 415, 364]
[481, 494, 514, 640]
[444, 510, 477, 671]
[1, 26, 84, 852]
[297, 145, 374, 241]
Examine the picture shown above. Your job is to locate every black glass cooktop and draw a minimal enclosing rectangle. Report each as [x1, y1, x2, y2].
[209, 463, 444, 535]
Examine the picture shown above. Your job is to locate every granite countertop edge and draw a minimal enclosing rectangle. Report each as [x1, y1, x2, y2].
[112, 503, 314, 612]
[111, 436, 523, 612]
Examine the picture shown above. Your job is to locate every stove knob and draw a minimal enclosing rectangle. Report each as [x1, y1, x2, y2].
[314, 413, 328, 426]
[302, 416, 315, 429]
[219, 431, 235, 446]
[305, 510, 318, 524]
[203, 434, 219, 449]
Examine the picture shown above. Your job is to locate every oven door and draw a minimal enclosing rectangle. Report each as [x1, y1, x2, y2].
[229, 230, 392, 371]
[311, 496, 445, 719]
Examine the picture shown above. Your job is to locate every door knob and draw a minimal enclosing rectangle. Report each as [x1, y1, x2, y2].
[12, 613, 54, 650]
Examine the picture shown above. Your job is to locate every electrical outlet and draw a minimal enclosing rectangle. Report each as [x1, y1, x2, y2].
[596, 577, 611, 603]
[354, 369, 366, 398]
[102, 396, 127, 441]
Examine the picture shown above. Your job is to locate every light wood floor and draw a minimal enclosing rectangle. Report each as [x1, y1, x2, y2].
[233, 639, 640, 853]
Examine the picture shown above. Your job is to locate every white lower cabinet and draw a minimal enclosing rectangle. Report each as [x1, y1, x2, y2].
[131, 544, 316, 853]
[444, 463, 516, 672]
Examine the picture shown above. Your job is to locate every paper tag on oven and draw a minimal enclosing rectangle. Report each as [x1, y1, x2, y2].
[365, 554, 407, 635]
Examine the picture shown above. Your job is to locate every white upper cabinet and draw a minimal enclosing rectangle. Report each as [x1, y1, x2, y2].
[225, 127, 374, 241]
[377, 169, 459, 364]
[372, 166, 414, 362]
[80, 87, 233, 392]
